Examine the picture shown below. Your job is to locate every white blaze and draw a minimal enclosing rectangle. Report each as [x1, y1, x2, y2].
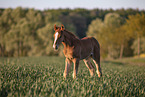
[53, 32, 59, 48]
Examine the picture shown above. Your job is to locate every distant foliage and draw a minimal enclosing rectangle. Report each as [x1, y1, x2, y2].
[87, 13, 145, 59]
[0, 7, 145, 57]
[0, 8, 63, 57]
[131, 37, 145, 55]
[87, 13, 125, 58]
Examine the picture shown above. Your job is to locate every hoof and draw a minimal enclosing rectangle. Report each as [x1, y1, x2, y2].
[90, 72, 94, 77]
[72, 74, 76, 79]
[63, 73, 67, 78]
[98, 74, 102, 78]
[97, 71, 102, 77]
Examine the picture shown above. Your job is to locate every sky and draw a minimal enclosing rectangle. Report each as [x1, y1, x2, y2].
[0, 0, 145, 10]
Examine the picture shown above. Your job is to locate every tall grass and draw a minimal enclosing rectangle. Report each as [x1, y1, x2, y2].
[0, 57, 145, 96]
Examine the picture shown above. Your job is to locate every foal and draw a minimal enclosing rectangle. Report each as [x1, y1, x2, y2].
[53, 24, 102, 79]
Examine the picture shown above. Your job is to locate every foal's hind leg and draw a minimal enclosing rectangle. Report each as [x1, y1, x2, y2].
[83, 58, 95, 76]
[92, 49, 102, 77]
[93, 59, 102, 77]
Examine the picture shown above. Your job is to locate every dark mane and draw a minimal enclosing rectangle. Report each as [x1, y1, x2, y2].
[64, 30, 79, 39]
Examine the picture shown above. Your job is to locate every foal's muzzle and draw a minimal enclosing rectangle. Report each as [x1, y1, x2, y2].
[53, 44, 59, 50]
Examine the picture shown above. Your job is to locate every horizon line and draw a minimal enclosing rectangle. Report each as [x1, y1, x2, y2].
[0, 6, 144, 11]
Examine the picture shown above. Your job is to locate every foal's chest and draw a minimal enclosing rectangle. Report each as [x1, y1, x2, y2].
[63, 47, 74, 59]
[63, 46, 80, 59]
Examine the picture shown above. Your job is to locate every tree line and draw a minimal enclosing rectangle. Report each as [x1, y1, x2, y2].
[0, 7, 145, 58]
[87, 13, 145, 59]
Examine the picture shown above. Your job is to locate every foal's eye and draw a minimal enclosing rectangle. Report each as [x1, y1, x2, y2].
[59, 35, 62, 38]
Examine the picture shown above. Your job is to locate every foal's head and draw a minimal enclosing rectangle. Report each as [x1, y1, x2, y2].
[53, 24, 65, 50]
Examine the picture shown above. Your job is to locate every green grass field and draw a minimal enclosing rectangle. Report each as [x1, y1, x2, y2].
[0, 57, 145, 97]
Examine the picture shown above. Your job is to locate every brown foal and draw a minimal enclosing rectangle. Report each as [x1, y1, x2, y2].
[53, 24, 102, 79]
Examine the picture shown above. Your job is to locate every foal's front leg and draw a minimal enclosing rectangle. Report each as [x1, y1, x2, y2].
[72, 58, 79, 79]
[63, 58, 72, 78]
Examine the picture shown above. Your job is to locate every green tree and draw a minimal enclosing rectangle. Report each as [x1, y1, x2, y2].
[114, 25, 130, 58]
[87, 13, 124, 58]
[131, 37, 145, 55]
[36, 22, 61, 56]
[26, 9, 44, 30]
[5, 18, 34, 56]
[102, 13, 124, 58]
[11, 7, 26, 23]
[0, 8, 13, 56]
[87, 18, 103, 39]
[125, 13, 145, 57]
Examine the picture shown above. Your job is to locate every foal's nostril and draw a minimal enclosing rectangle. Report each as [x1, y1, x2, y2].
[55, 46, 58, 50]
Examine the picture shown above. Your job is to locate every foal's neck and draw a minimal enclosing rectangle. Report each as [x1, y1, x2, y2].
[62, 30, 79, 47]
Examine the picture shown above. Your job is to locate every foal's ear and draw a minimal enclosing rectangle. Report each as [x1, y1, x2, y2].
[61, 24, 65, 31]
[54, 24, 58, 31]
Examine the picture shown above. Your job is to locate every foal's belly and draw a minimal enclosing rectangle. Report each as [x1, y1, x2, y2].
[80, 49, 92, 59]
[80, 38, 93, 59]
